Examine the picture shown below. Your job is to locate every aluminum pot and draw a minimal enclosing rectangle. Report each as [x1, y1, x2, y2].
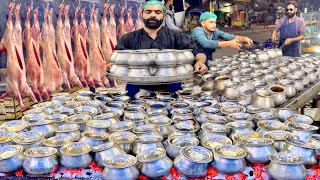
[67, 114, 92, 132]
[113, 65, 129, 76]
[199, 122, 228, 140]
[279, 79, 296, 98]
[175, 50, 188, 64]
[86, 120, 111, 133]
[148, 115, 173, 139]
[281, 138, 318, 165]
[1, 120, 27, 133]
[60, 142, 92, 169]
[155, 67, 177, 76]
[128, 51, 153, 66]
[174, 146, 213, 178]
[268, 153, 306, 180]
[256, 120, 286, 136]
[137, 148, 173, 179]
[264, 131, 294, 152]
[193, 101, 212, 116]
[102, 154, 139, 180]
[287, 123, 318, 142]
[114, 50, 131, 65]
[43, 135, 74, 156]
[224, 81, 241, 100]
[0, 131, 13, 146]
[269, 85, 286, 106]
[28, 120, 57, 138]
[92, 142, 126, 167]
[128, 67, 152, 77]
[11, 131, 45, 150]
[304, 68, 318, 83]
[252, 89, 275, 108]
[109, 121, 135, 133]
[242, 138, 276, 164]
[201, 74, 216, 91]
[0, 145, 25, 173]
[79, 131, 109, 147]
[212, 145, 247, 174]
[196, 113, 228, 125]
[214, 76, 231, 94]
[183, 49, 195, 63]
[133, 135, 164, 155]
[154, 50, 177, 66]
[238, 85, 256, 104]
[133, 124, 162, 137]
[225, 121, 254, 140]
[285, 114, 313, 125]
[274, 108, 295, 122]
[307, 134, 320, 156]
[256, 51, 269, 62]
[45, 114, 68, 127]
[109, 131, 137, 154]
[56, 124, 81, 141]
[166, 135, 199, 159]
[23, 147, 58, 175]
[201, 135, 232, 150]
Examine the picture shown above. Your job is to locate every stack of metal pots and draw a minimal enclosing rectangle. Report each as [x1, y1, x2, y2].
[109, 49, 195, 77]
[0, 88, 319, 179]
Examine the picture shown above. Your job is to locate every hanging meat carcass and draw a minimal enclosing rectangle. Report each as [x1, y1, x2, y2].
[1, 3, 37, 108]
[109, 4, 117, 47]
[94, 8, 101, 47]
[117, 5, 126, 39]
[48, 8, 56, 54]
[101, 3, 113, 63]
[135, 5, 143, 30]
[72, 7, 94, 88]
[124, 7, 135, 33]
[56, 4, 82, 89]
[88, 7, 110, 87]
[41, 6, 63, 94]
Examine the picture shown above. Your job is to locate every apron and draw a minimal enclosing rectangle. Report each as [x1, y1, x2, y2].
[279, 19, 301, 57]
[126, 30, 182, 100]
[203, 30, 219, 65]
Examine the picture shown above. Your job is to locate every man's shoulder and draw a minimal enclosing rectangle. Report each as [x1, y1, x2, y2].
[296, 16, 305, 23]
[120, 29, 142, 40]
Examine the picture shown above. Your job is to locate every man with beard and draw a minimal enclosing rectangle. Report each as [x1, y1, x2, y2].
[272, 1, 305, 57]
[115, 0, 208, 99]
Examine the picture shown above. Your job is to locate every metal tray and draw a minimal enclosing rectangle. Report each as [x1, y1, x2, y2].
[108, 73, 194, 85]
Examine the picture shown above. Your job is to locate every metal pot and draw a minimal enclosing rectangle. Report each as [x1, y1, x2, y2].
[109, 131, 137, 154]
[45, 114, 68, 127]
[11, 131, 45, 150]
[60, 142, 92, 169]
[109, 121, 135, 133]
[133, 124, 162, 137]
[183, 49, 195, 63]
[224, 81, 241, 100]
[307, 134, 320, 156]
[201, 74, 215, 91]
[289, 75, 304, 91]
[304, 68, 318, 83]
[102, 154, 139, 180]
[175, 50, 189, 64]
[155, 50, 177, 66]
[0, 131, 13, 146]
[268, 153, 307, 180]
[128, 67, 151, 77]
[212, 145, 247, 174]
[148, 115, 173, 139]
[79, 131, 109, 147]
[174, 146, 213, 178]
[137, 148, 173, 179]
[238, 85, 256, 104]
[214, 76, 231, 94]
[67, 114, 92, 131]
[225, 121, 254, 140]
[256, 51, 269, 62]
[123, 112, 148, 127]
[86, 120, 111, 133]
[201, 135, 232, 150]
[0, 145, 25, 173]
[1, 120, 27, 133]
[155, 66, 177, 76]
[23, 147, 58, 175]
[133, 135, 164, 155]
[266, 49, 277, 59]
[242, 138, 276, 164]
[199, 123, 228, 139]
[128, 51, 153, 66]
[114, 50, 131, 65]
[56, 124, 81, 141]
[165, 136, 199, 159]
[113, 65, 129, 76]
[28, 120, 57, 138]
[264, 131, 294, 152]
[279, 79, 296, 98]
[43, 135, 73, 156]
[253, 89, 275, 108]
[92, 142, 126, 167]
[176, 65, 189, 75]
[287, 123, 318, 142]
[285, 114, 313, 125]
[193, 101, 212, 116]
[274, 108, 295, 122]
[197, 113, 228, 125]
[256, 120, 286, 136]
[269, 85, 286, 106]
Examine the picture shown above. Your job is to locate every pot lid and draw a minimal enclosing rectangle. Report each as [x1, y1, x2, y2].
[286, 114, 313, 124]
[81, 131, 109, 140]
[198, 114, 228, 124]
[264, 131, 293, 141]
[0, 145, 23, 160]
[148, 115, 172, 126]
[258, 120, 286, 131]
[213, 145, 246, 159]
[242, 138, 274, 146]
[181, 146, 213, 163]
[103, 154, 137, 168]
[24, 147, 57, 157]
[60, 142, 91, 156]
[269, 153, 304, 164]
[201, 135, 232, 150]
[92, 142, 120, 152]
[201, 122, 227, 132]
[136, 135, 163, 143]
[12, 131, 45, 144]
[133, 124, 158, 133]
[56, 124, 80, 133]
[220, 105, 246, 115]
[170, 136, 199, 148]
[109, 121, 135, 132]
[87, 120, 111, 129]
[67, 114, 92, 124]
[109, 131, 137, 144]
[46, 114, 68, 122]
[137, 148, 166, 162]
[0, 120, 27, 132]
[43, 135, 74, 147]
[74, 106, 98, 116]
[227, 113, 253, 121]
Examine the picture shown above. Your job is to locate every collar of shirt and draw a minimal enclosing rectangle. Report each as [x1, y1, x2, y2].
[141, 27, 164, 40]
[201, 27, 216, 40]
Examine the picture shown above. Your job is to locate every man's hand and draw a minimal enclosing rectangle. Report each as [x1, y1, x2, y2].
[243, 37, 253, 46]
[228, 39, 242, 49]
[284, 38, 294, 45]
[194, 61, 208, 74]
[272, 34, 277, 42]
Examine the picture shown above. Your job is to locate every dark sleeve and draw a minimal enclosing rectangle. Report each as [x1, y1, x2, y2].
[174, 32, 205, 56]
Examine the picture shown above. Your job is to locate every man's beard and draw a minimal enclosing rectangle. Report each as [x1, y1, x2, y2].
[287, 13, 295, 18]
[143, 17, 163, 29]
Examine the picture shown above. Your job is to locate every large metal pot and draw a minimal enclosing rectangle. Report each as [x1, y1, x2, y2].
[114, 50, 131, 65]
[109, 131, 137, 154]
[148, 115, 173, 139]
[133, 124, 162, 137]
[238, 85, 256, 104]
[67, 114, 92, 131]
[268, 153, 307, 180]
[165, 136, 199, 159]
[269, 85, 286, 106]
[287, 123, 318, 142]
[133, 135, 164, 156]
[224, 81, 241, 100]
[28, 120, 57, 138]
[128, 67, 151, 77]
[264, 131, 294, 152]
[214, 76, 231, 94]
[225, 121, 254, 140]
[242, 138, 276, 164]
[201, 74, 215, 91]
[212, 145, 247, 174]
[60, 142, 92, 169]
[137, 148, 173, 179]
[199, 123, 228, 140]
[253, 89, 275, 108]
[201, 135, 232, 150]
[102, 154, 139, 180]
[155, 67, 177, 76]
[79, 131, 109, 147]
[174, 146, 213, 178]
[43, 135, 73, 156]
[279, 79, 296, 98]
[154, 50, 177, 66]
[11, 131, 45, 150]
[256, 51, 269, 62]
[92, 142, 126, 167]
[23, 147, 58, 175]
[0, 145, 25, 173]
[128, 51, 153, 66]
[256, 120, 286, 136]
[56, 124, 81, 141]
[197, 113, 228, 125]
[113, 65, 129, 76]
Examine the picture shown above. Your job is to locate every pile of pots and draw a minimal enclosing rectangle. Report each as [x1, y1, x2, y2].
[109, 49, 195, 77]
[191, 50, 320, 108]
[0, 89, 319, 180]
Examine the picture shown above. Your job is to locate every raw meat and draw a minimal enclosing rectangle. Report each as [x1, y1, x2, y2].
[101, 3, 113, 63]
[24, 6, 49, 101]
[48, 8, 56, 54]
[72, 7, 94, 88]
[1, 3, 37, 108]
[56, 4, 82, 89]
[135, 5, 144, 30]
[94, 8, 101, 48]
[88, 7, 110, 87]
[41, 6, 63, 94]
[117, 5, 126, 39]
[108, 4, 117, 47]
[124, 7, 135, 33]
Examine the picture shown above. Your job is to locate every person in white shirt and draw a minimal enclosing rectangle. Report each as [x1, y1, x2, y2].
[163, 0, 182, 31]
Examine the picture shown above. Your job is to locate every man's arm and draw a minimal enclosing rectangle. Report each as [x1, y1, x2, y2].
[284, 19, 305, 45]
[165, 15, 182, 32]
[272, 17, 285, 41]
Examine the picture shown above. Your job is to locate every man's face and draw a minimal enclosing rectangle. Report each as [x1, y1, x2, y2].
[201, 19, 217, 32]
[142, 5, 164, 29]
[286, 4, 297, 18]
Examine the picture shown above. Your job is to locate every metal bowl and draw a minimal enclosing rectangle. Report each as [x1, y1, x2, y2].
[56, 124, 81, 141]
[242, 138, 276, 163]
[92, 142, 126, 167]
[79, 131, 109, 147]
[0, 120, 27, 133]
[166, 136, 199, 159]
[60, 142, 92, 169]
[12, 131, 45, 150]
[109, 131, 137, 154]
[0, 145, 24, 173]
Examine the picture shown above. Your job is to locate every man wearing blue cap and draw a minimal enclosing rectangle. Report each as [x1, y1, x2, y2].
[115, 0, 208, 99]
[192, 12, 253, 62]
